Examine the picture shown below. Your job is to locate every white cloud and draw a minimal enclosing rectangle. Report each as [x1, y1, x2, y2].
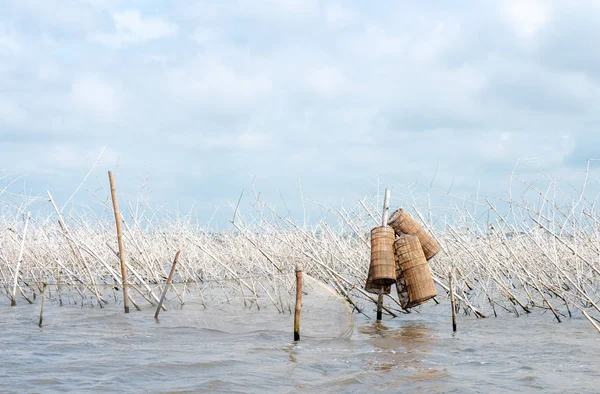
[505, 0, 552, 40]
[237, 131, 271, 150]
[1, 0, 600, 219]
[165, 56, 273, 112]
[0, 25, 21, 54]
[325, 3, 355, 27]
[94, 9, 178, 48]
[36, 63, 61, 82]
[70, 75, 123, 118]
[306, 66, 347, 98]
[0, 96, 26, 125]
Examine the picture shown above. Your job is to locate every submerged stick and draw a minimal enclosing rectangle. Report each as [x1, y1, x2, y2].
[376, 292, 384, 321]
[294, 263, 303, 341]
[450, 270, 457, 332]
[155, 251, 181, 321]
[39, 282, 47, 328]
[108, 171, 129, 314]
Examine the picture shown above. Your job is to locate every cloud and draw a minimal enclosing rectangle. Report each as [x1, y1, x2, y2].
[504, 0, 552, 40]
[0, 96, 26, 125]
[94, 9, 178, 48]
[165, 55, 273, 113]
[305, 66, 347, 98]
[0, 27, 21, 54]
[70, 75, 124, 119]
[1, 0, 600, 223]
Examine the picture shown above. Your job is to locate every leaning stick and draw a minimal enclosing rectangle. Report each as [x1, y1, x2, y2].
[582, 310, 600, 334]
[377, 188, 391, 321]
[294, 263, 303, 341]
[108, 171, 129, 314]
[11, 212, 30, 306]
[155, 251, 181, 320]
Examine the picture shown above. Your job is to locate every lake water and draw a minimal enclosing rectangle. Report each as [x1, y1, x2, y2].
[1, 285, 599, 393]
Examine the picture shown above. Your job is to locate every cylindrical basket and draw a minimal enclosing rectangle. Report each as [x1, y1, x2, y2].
[394, 235, 437, 307]
[368, 226, 396, 286]
[388, 208, 440, 260]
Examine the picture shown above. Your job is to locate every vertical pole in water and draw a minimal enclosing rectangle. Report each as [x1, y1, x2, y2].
[155, 251, 181, 321]
[377, 188, 391, 321]
[449, 270, 457, 332]
[108, 171, 129, 314]
[294, 263, 303, 341]
[39, 282, 47, 328]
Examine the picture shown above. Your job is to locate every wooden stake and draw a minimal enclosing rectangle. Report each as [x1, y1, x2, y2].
[108, 171, 129, 314]
[376, 292, 384, 321]
[39, 282, 47, 328]
[155, 251, 181, 321]
[376, 188, 391, 321]
[450, 270, 457, 332]
[294, 263, 303, 341]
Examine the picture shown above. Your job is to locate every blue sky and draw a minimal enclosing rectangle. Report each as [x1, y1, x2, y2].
[1, 1, 599, 224]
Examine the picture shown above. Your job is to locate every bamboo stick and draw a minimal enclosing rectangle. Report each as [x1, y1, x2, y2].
[294, 262, 303, 341]
[108, 171, 130, 314]
[39, 282, 47, 328]
[155, 251, 181, 321]
[377, 188, 391, 321]
[449, 270, 457, 332]
[582, 310, 600, 334]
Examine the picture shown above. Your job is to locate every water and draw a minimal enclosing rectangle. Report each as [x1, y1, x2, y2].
[1, 291, 599, 393]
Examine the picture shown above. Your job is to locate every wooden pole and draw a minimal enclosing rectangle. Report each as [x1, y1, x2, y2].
[450, 270, 457, 332]
[155, 251, 181, 321]
[39, 282, 47, 328]
[376, 294, 384, 321]
[108, 171, 129, 314]
[294, 262, 303, 341]
[377, 188, 391, 321]
[381, 188, 391, 226]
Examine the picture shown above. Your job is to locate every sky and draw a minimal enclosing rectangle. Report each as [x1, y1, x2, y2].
[1, 0, 599, 224]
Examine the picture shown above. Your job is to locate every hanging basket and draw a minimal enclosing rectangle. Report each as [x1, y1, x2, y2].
[394, 234, 437, 307]
[388, 208, 440, 260]
[366, 226, 396, 287]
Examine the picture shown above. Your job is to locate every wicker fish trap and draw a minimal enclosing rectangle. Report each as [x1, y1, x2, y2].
[388, 208, 440, 260]
[367, 226, 396, 287]
[394, 234, 436, 308]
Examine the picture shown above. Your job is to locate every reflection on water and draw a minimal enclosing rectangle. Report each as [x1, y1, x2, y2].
[358, 321, 449, 386]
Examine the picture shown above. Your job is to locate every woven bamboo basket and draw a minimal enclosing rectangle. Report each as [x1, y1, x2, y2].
[367, 226, 396, 286]
[394, 235, 436, 307]
[388, 208, 440, 260]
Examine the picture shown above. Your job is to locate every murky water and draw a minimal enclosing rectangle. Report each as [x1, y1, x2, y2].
[1, 288, 599, 393]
